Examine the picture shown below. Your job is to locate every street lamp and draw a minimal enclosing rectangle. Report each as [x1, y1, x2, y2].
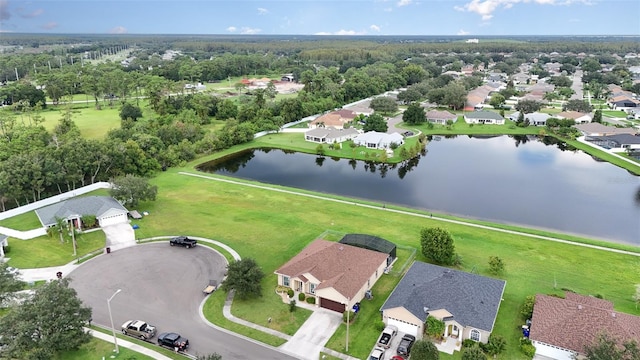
[107, 289, 122, 354]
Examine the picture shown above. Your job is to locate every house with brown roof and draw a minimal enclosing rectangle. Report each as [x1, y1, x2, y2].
[575, 123, 638, 136]
[529, 292, 640, 360]
[426, 110, 458, 125]
[274, 239, 388, 313]
[309, 110, 357, 129]
[556, 111, 592, 124]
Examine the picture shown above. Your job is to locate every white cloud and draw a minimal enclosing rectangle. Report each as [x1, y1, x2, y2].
[240, 27, 261, 34]
[41, 21, 58, 30]
[370, 24, 381, 32]
[109, 26, 127, 34]
[397, 0, 412, 6]
[257, 7, 268, 15]
[315, 29, 367, 36]
[457, 29, 470, 35]
[226, 26, 237, 32]
[455, 0, 592, 20]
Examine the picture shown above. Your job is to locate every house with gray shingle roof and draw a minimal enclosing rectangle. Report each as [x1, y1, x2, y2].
[35, 196, 129, 229]
[464, 110, 505, 125]
[380, 261, 506, 346]
[426, 110, 458, 125]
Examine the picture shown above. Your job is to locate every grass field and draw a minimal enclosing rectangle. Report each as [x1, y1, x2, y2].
[38, 105, 122, 139]
[411, 118, 540, 136]
[55, 337, 155, 360]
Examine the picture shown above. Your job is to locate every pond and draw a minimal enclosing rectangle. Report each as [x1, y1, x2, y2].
[197, 135, 640, 245]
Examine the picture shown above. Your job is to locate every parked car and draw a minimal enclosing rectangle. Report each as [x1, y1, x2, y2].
[369, 346, 386, 360]
[169, 236, 197, 248]
[397, 334, 416, 356]
[157, 332, 189, 350]
[121, 320, 156, 339]
[390, 356, 405, 360]
[376, 325, 398, 348]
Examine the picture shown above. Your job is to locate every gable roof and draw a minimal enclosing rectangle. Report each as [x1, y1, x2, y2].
[465, 110, 504, 121]
[530, 293, 640, 354]
[275, 239, 388, 300]
[305, 127, 359, 140]
[556, 111, 590, 120]
[35, 196, 128, 227]
[380, 261, 506, 332]
[426, 110, 457, 122]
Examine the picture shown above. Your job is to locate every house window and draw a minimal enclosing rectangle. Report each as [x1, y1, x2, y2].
[283, 276, 290, 287]
[310, 283, 316, 294]
[470, 329, 481, 342]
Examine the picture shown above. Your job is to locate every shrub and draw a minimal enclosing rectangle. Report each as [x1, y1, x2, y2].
[287, 289, 294, 298]
[521, 295, 535, 320]
[305, 297, 315, 304]
[462, 339, 477, 348]
[298, 293, 306, 301]
[275, 285, 289, 294]
[342, 310, 356, 323]
[520, 343, 536, 358]
[289, 299, 296, 312]
[81, 215, 97, 229]
[426, 316, 445, 339]
[375, 321, 386, 332]
[519, 337, 532, 346]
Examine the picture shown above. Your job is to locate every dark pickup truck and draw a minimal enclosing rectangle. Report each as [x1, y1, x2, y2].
[169, 236, 197, 248]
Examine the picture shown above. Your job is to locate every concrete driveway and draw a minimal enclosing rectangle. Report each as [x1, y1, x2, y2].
[69, 242, 297, 360]
[102, 222, 136, 251]
[280, 308, 343, 359]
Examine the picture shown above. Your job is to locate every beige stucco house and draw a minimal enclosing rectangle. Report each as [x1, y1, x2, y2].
[274, 239, 388, 313]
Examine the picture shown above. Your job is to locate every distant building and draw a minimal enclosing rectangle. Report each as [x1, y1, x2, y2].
[466, 38, 479, 44]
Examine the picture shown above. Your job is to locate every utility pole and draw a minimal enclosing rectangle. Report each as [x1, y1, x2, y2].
[48, 61, 51, 71]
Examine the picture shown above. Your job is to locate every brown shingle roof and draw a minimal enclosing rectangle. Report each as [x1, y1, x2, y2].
[275, 239, 388, 299]
[530, 293, 640, 354]
[426, 110, 457, 121]
[556, 111, 588, 120]
[311, 113, 344, 127]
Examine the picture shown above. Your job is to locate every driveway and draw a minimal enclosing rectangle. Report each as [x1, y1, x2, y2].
[70, 242, 297, 360]
[280, 308, 342, 359]
[102, 222, 136, 251]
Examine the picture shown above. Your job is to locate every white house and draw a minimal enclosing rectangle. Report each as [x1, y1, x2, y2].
[353, 132, 404, 150]
[464, 111, 505, 125]
[556, 111, 592, 124]
[304, 127, 360, 144]
[34, 196, 129, 229]
[507, 112, 550, 126]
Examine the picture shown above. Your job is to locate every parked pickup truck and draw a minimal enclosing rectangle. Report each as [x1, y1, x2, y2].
[397, 334, 416, 356]
[121, 320, 156, 340]
[376, 325, 398, 348]
[169, 236, 197, 248]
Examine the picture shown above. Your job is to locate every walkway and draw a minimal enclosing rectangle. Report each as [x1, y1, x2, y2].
[179, 171, 640, 258]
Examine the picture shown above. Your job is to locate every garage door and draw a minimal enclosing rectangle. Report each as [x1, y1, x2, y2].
[320, 298, 345, 313]
[533, 342, 575, 360]
[99, 213, 127, 227]
[387, 317, 420, 337]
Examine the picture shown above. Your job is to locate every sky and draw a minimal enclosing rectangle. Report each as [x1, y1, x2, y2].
[1, 0, 639, 36]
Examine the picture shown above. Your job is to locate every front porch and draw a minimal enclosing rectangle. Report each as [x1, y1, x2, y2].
[434, 335, 462, 354]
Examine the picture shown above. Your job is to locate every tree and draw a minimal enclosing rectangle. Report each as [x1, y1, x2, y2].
[119, 103, 143, 121]
[461, 345, 487, 360]
[563, 99, 593, 113]
[442, 81, 467, 110]
[583, 332, 640, 360]
[489, 94, 505, 109]
[109, 174, 158, 208]
[0, 278, 92, 360]
[420, 227, 456, 265]
[515, 100, 542, 114]
[521, 295, 536, 320]
[593, 109, 603, 123]
[363, 113, 388, 133]
[370, 96, 398, 114]
[488, 256, 505, 275]
[485, 335, 506, 356]
[403, 103, 426, 125]
[0, 262, 24, 307]
[410, 339, 440, 360]
[398, 88, 422, 104]
[221, 258, 264, 300]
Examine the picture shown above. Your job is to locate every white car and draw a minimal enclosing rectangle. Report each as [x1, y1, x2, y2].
[6, 267, 19, 276]
[369, 346, 386, 360]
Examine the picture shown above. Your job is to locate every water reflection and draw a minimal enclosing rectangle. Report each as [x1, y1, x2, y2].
[197, 136, 640, 244]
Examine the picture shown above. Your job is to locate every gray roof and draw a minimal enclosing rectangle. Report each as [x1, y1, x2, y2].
[35, 196, 128, 227]
[305, 127, 359, 140]
[465, 111, 504, 121]
[380, 261, 506, 332]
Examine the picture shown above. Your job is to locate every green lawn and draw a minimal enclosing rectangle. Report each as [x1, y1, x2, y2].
[410, 118, 540, 136]
[55, 337, 155, 360]
[0, 211, 41, 230]
[602, 110, 627, 117]
[38, 105, 122, 139]
[106, 159, 640, 359]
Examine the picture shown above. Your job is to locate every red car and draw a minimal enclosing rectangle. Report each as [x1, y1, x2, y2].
[391, 356, 405, 360]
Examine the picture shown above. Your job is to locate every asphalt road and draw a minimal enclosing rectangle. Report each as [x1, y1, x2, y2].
[69, 242, 298, 360]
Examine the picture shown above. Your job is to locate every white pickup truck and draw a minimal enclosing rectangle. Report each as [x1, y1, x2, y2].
[376, 325, 398, 348]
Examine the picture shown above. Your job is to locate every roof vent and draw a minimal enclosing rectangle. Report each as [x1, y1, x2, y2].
[578, 305, 583, 310]
[339, 246, 344, 251]
[424, 307, 429, 314]
[612, 312, 616, 318]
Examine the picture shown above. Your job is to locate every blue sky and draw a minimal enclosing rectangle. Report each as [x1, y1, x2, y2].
[1, 0, 639, 36]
